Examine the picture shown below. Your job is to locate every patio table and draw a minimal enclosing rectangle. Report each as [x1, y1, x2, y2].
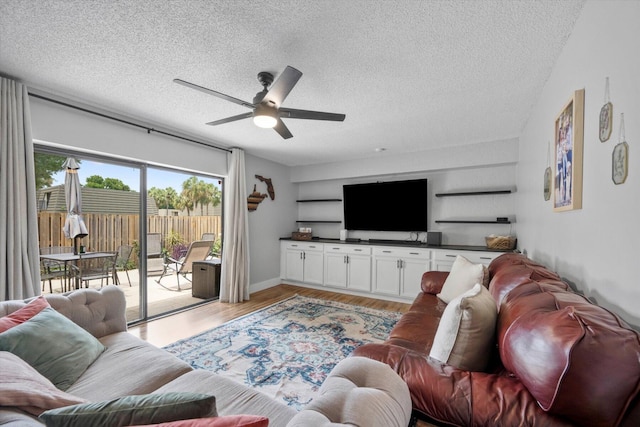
[40, 251, 118, 290]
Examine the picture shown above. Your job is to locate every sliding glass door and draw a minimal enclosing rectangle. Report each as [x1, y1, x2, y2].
[145, 166, 222, 317]
[34, 149, 223, 322]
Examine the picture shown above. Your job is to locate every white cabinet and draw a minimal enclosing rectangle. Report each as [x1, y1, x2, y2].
[431, 249, 500, 272]
[323, 245, 371, 291]
[280, 240, 507, 301]
[282, 241, 324, 285]
[373, 247, 431, 298]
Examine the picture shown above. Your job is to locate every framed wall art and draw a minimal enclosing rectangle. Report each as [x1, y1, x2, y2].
[554, 89, 584, 212]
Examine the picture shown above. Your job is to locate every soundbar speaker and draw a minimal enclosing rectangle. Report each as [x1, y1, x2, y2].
[426, 231, 442, 246]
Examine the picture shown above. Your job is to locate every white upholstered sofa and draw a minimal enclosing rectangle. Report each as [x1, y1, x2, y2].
[0, 286, 411, 427]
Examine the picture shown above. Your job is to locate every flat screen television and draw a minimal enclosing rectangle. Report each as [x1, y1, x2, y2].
[343, 179, 428, 232]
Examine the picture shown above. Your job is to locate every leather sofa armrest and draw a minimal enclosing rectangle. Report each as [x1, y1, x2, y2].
[421, 271, 449, 294]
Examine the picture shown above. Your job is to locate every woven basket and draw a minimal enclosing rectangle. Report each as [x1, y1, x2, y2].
[485, 235, 516, 250]
[291, 232, 312, 241]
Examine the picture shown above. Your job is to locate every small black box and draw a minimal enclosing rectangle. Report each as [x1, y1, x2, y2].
[426, 231, 442, 246]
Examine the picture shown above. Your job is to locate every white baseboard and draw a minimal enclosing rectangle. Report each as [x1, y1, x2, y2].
[249, 277, 281, 294]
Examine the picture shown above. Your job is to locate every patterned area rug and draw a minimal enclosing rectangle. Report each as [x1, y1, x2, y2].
[163, 295, 402, 410]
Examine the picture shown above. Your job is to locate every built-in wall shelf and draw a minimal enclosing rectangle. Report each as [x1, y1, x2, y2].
[435, 189, 512, 197]
[296, 220, 342, 224]
[296, 199, 342, 226]
[435, 220, 512, 224]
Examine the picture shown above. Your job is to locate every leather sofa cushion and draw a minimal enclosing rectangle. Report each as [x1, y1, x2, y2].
[386, 293, 445, 354]
[499, 284, 640, 427]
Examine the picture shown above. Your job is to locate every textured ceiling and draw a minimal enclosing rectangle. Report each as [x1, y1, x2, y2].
[0, 0, 585, 167]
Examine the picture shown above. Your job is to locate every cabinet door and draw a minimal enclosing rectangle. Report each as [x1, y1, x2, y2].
[324, 252, 347, 288]
[303, 250, 324, 285]
[373, 256, 400, 295]
[400, 258, 430, 298]
[347, 254, 371, 292]
[285, 249, 304, 281]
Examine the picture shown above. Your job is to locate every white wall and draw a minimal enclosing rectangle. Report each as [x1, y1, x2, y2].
[517, 0, 640, 325]
[244, 153, 298, 290]
[30, 96, 227, 174]
[290, 137, 518, 183]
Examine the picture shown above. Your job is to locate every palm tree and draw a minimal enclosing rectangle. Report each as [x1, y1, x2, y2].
[180, 177, 222, 216]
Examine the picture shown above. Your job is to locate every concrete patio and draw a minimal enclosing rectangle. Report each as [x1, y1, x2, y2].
[41, 267, 211, 322]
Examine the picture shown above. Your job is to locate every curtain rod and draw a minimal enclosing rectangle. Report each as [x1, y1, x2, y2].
[28, 92, 232, 154]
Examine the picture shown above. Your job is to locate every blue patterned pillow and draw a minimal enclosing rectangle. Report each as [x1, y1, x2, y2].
[0, 307, 105, 390]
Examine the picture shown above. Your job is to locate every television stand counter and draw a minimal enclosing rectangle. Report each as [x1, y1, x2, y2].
[279, 238, 513, 302]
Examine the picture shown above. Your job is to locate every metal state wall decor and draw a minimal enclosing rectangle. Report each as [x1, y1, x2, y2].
[247, 175, 275, 211]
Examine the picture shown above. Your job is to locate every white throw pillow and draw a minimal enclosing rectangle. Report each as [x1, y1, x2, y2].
[437, 255, 485, 303]
[429, 283, 497, 371]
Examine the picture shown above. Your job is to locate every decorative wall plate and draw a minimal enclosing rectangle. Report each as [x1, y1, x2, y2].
[543, 167, 551, 200]
[599, 102, 613, 142]
[612, 142, 628, 185]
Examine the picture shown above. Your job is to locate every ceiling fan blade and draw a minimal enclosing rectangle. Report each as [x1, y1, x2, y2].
[273, 118, 293, 139]
[205, 112, 253, 126]
[174, 78, 254, 109]
[263, 66, 302, 107]
[279, 107, 346, 122]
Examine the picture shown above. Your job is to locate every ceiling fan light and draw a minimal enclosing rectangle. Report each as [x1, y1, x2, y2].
[253, 104, 277, 128]
[253, 114, 277, 128]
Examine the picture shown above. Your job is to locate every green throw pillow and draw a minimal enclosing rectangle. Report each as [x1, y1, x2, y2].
[0, 307, 105, 390]
[39, 392, 217, 427]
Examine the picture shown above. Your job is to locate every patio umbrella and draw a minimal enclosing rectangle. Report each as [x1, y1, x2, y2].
[62, 157, 88, 254]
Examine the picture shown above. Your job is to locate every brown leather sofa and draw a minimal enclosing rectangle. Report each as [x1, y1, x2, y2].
[353, 253, 640, 426]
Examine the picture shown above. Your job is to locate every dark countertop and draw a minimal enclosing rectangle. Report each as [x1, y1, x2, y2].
[279, 237, 512, 253]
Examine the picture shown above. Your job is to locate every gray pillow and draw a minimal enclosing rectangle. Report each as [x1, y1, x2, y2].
[0, 307, 105, 390]
[39, 392, 217, 427]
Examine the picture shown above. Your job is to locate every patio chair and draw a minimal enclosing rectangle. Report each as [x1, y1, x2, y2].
[201, 233, 220, 259]
[147, 233, 164, 276]
[40, 246, 74, 293]
[147, 233, 162, 258]
[69, 252, 118, 289]
[156, 240, 212, 291]
[115, 244, 133, 286]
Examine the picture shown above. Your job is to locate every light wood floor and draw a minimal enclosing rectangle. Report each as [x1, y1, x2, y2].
[128, 284, 434, 427]
[128, 284, 412, 347]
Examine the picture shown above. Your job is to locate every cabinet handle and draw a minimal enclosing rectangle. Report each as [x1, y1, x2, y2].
[409, 252, 419, 255]
[291, 244, 298, 247]
[396, 260, 400, 269]
[383, 250, 392, 253]
[332, 247, 340, 250]
[479, 257, 492, 260]
[354, 249, 362, 252]
[309, 245, 316, 249]
[446, 254, 456, 258]
[303, 252, 306, 260]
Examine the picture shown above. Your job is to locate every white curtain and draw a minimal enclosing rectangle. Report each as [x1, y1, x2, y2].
[219, 148, 250, 303]
[0, 76, 41, 300]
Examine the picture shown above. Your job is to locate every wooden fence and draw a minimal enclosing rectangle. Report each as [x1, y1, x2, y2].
[38, 212, 222, 253]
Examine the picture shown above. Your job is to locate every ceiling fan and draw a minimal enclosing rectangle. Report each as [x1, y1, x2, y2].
[174, 66, 346, 139]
